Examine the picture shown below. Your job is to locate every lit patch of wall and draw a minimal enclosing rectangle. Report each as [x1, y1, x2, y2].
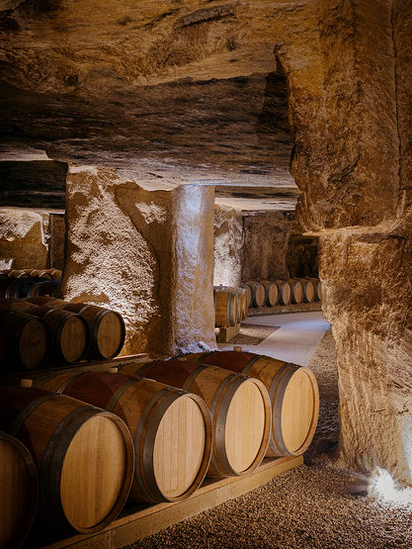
[213, 204, 243, 288]
[173, 184, 216, 353]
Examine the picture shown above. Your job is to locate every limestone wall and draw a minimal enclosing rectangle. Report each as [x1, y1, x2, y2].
[242, 211, 298, 281]
[213, 204, 243, 287]
[0, 207, 65, 270]
[63, 166, 215, 356]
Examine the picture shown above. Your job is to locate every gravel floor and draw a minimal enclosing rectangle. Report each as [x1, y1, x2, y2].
[123, 330, 412, 549]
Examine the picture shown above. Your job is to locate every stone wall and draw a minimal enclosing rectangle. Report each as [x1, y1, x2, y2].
[0, 207, 65, 270]
[63, 166, 216, 356]
[213, 204, 243, 287]
[242, 211, 298, 281]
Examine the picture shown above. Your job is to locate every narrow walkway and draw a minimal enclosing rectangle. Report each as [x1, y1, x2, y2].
[220, 311, 330, 366]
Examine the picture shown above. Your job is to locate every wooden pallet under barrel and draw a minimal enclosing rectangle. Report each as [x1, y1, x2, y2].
[34, 456, 301, 549]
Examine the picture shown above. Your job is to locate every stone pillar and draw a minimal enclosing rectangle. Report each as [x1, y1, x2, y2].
[279, 0, 412, 482]
[319, 230, 412, 483]
[63, 166, 216, 356]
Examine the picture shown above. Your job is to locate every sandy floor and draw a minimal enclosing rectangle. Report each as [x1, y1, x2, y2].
[124, 330, 412, 549]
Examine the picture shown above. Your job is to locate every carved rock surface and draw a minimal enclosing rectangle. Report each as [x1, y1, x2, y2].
[0, 207, 48, 269]
[63, 166, 215, 355]
[242, 211, 298, 281]
[213, 204, 243, 288]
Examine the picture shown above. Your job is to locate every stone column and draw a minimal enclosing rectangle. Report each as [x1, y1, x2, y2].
[319, 229, 412, 483]
[279, 0, 412, 482]
[63, 165, 216, 356]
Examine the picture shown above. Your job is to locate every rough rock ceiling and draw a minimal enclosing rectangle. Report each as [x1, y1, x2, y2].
[0, 0, 301, 210]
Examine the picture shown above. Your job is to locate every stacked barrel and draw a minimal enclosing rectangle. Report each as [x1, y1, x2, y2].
[0, 384, 135, 547]
[0, 344, 319, 547]
[0, 297, 126, 372]
[213, 285, 248, 328]
[241, 278, 322, 309]
[178, 348, 320, 459]
[0, 269, 63, 299]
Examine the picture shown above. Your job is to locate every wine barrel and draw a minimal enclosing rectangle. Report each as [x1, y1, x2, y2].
[28, 269, 62, 280]
[2, 269, 62, 280]
[309, 278, 322, 301]
[287, 279, 304, 304]
[238, 287, 248, 321]
[27, 270, 54, 280]
[274, 280, 292, 305]
[8, 303, 89, 364]
[118, 360, 271, 478]
[213, 286, 246, 323]
[240, 283, 253, 309]
[0, 386, 134, 535]
[300, 279, 315, 303]
[33, 371, 212, 504]
[181, 350, 319, 458]
[0, 310, 51, 370]
[6, 270, 31, 279]
[27, 280, 62, 298]
[261, 281, 280, 307]
[38, 300, 125, 360]
[213, 287, 238, 328]
[0, 279, 38, 299]
[0, 431, 38, 549]
[244, 281, 266, 308]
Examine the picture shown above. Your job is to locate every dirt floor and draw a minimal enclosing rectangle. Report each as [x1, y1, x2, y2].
[124, 330, 412, 549]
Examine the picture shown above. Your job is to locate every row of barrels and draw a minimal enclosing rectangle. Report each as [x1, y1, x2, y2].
[242, 278, 322, 308]
[0, 349, 319, 549]
[213, 285, 248, 328]
[0, 276, 62, 299]
[0, 297, 125, 370]
[1, 269, 62, 280]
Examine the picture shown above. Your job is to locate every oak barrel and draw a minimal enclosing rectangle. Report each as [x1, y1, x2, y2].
[5, 270, 31, 279]
[213, 287, 238, 327]
[181, 350, 319, 458]
[261, 281, 280, 307]
[0, 310, 51, 370]
[1, 269, 62, 280]
[9, 303, 89, 364]
[274, 280, 292, 305]
[118, 360, 271, 478]
[309, 278, 322, 301]
[33, 371, 212, 503]
[0, 278, 62, 299]
[238, 287, 248, 320]
[287, 279, 304, 304]
[240, 283, 253, 308]
[0, 431, 38, 549]
[245, 281, 265, 308]
[214, 286, 247, 323]
[0, 386, 134, 534]
[26, 298, 125, 360]
[300, 279, 315, 303]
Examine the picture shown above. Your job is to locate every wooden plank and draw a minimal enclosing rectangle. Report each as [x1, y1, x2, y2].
[216, 322, 240, 343]
[0, 354, 150, 386]
[37, 456, 302, 549]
